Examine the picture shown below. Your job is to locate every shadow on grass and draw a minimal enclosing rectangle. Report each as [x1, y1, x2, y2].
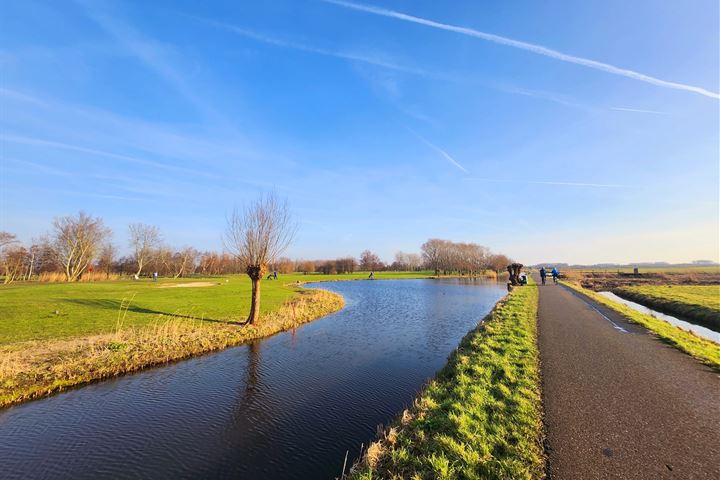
[62, 298, 242, 326]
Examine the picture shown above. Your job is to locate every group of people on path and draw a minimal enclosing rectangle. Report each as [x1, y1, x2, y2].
[539, 266, 559, 285]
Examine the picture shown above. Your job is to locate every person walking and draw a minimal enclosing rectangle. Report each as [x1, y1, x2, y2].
[551, 267, 559, 284]
[539, 266, 547, 285]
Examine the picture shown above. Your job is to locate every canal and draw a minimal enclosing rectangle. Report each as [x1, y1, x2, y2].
[0, 278, 506, 479]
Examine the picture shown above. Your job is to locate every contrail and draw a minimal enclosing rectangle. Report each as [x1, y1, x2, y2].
[322, 0, 719, 100]
[0, 134, 216, 178]
[190, 16, 435, 77]
[405, 127, 468, 173]
[610, 107, 667, 115]
[467, 177, 626, 188]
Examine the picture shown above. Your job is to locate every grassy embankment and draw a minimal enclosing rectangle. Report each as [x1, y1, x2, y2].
[351, 283, 543, 480]
[562, 282, 720, 371]
[613, 285, 720, 331]
[0, 272, 434, 407]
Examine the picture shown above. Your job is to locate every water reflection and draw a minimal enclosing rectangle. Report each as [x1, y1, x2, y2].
[0, 279, 505, 480]
[599, 291, 719, 343]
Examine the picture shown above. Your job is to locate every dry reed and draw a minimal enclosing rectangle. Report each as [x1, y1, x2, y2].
[0, 288, 343, 407]
[37, 271, 121, 283]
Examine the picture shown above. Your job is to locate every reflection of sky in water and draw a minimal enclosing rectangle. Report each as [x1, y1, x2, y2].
[0, 279, 505, 480]
[599, 292, 719, 344]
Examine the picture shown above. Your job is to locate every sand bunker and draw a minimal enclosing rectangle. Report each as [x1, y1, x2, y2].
[158, 281, 217, 288]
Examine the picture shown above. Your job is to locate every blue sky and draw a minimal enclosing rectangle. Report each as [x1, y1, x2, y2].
[1, 0, 718, 264]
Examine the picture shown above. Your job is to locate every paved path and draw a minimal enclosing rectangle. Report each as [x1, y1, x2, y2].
[537, 280, 720, 479]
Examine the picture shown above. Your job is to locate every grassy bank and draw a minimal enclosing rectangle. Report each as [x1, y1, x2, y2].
[0, 272, 437, 345]
[0, 288, 343, 407]
[0, 272, 443, 408]
[562, 282, 720, 371]
[613, 285, 720, 331]
[350, 284, 543, 480]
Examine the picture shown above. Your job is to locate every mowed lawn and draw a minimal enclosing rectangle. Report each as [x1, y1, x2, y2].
[0, 272, 433, 345]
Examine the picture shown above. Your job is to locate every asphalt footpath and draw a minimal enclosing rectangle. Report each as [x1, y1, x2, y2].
[536, 278, 720, 479]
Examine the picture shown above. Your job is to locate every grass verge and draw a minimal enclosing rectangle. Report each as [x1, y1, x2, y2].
[562, 282, 720, 371]
[0, 288, 343, 408]
[612, 285, 720, 331]
[350, 284, 543, 480]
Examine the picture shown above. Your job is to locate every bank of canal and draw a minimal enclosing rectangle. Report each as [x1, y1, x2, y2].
[0, 278, 506, 479]
[599, 291, 719, 344]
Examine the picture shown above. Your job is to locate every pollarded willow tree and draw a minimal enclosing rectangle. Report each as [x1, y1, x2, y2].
[225, 193, 297, 324]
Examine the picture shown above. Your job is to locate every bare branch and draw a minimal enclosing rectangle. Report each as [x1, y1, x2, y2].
[129, 223, 161, 277]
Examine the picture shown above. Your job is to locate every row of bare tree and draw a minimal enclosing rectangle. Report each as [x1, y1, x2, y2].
[287, 250, 421, 275]
[2, 194, 515, 327]
[1, 229, 511, 285]
[0, 213, 209, 283]
[421, 239, 512, 276]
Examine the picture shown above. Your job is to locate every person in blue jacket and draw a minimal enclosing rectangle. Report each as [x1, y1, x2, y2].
[551, 267, 559, 284]
[539, 266, 547, 285]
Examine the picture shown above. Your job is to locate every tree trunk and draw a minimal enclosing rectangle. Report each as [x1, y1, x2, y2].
[246, 264, 267, 324]
[507, 263, 524, 286]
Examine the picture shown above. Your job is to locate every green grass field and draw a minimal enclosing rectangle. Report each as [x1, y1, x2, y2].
[0, 272, 434, 345]
[613, 285, 720, 331]
[351, 283, 543, 480]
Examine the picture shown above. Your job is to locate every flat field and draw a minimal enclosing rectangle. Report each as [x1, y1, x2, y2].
[563, 269, 720, 291]
[0, 271, 434, 345]
[570, 266, 720, 274]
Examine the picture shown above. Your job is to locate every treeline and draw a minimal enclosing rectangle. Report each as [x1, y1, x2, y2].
[0, 213, 246, 283]
[0, 212, 513, 283]
[420, 239, 512, 276]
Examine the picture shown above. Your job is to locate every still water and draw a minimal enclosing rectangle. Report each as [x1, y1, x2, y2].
[0, 278, 505, 479]
[599, 291, 720, 343]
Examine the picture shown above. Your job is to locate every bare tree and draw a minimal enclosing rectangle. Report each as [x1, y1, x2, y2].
[271, 257, 295, 274]
[359, 250, 382, 271]
[174, 247, 198, 278]
[488, 253, 512, 274]
[96, 243, 116, 278]
[297, 260, 316, 274]
[0, 232, 20, 283]
[225, 193, 297, 324]
[2, 246, 27, 284]
[51, 212, 110, 281]
[405, 253, 423, 271]
[0, 232, 18, 250]
[129, 223, 161, 277]
[421, 239, 444, 275]
[24, 242, 38, 281]
[335, 256, 357, 274]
